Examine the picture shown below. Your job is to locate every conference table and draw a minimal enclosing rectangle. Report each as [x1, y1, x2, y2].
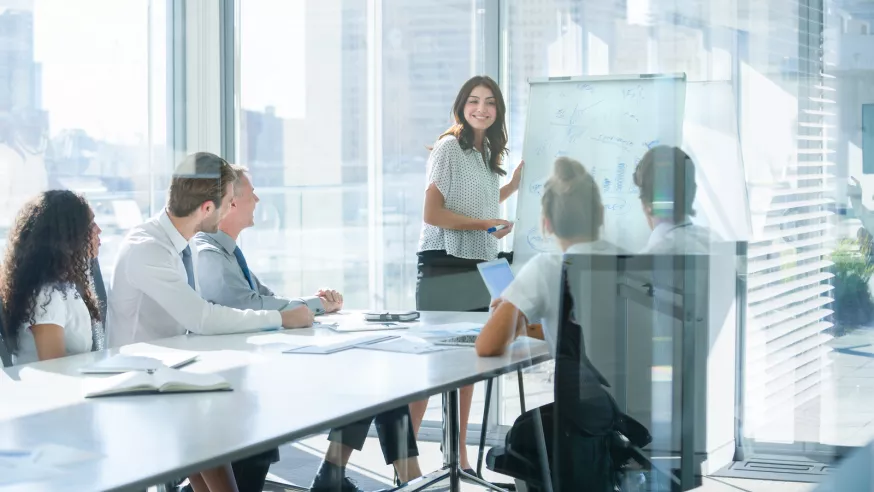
[0, 311, 551, 492]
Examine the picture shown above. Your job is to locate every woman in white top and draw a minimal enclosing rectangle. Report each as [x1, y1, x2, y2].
[474, 158, 621, 488]
[0, 191, 240, 492]
[0, 190, 102, 364]
[476, 157, 617, 358]
[413, 75, 523, 472]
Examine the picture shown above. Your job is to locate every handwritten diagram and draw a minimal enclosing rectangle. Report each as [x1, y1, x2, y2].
[514, 77, 686, 262]
[615, 162, 626, 192]
[526, 227, 557, 253]
[602, 197, 629, 214]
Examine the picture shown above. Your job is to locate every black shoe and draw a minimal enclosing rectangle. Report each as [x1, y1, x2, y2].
[309, 460, 364, 492]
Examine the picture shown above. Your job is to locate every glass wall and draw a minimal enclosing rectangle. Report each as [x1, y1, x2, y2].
[237, 0, 492, 428]
[0, 0, 169, 282]
[495, 0, 874, 468]
[797, 0, 874, 452]
[498, 0, 744, 434]
[235, 0, 874, 461]
[237, 0, 486, 310]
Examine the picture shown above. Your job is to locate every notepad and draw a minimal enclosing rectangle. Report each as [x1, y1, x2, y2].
[79, 351, 198, 374]
[83, 367, 231, 398]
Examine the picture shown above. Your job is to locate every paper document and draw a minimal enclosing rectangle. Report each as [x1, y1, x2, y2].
[0, 444, 100, 485]
[79, 351, 198, 374]
[417, 322, 483, 339]
[359, 337, 460, 355]
[284, 334, 400, 354]
[245, 333, 313, 351]
[328, 322, 411, 333]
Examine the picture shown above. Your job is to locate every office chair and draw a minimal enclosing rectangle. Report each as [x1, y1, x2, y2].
[92, 258, 108, 321]
[90, 258, 108, 351]
[484, 255, 663, 492]
[0, 298, 12, 368]
[473, 369, 527, 490]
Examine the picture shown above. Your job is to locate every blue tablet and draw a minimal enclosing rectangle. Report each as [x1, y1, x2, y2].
[477, 258, 515, 300]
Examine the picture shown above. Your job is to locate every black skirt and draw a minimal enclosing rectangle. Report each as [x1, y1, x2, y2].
[415, 250, 513, 312]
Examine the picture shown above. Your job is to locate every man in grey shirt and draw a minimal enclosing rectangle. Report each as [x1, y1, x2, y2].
[194, 186, 341, 315]
[194, 166, 422, 492]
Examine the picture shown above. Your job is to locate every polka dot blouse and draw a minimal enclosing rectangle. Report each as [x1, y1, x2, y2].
[417, 135, 502, 261]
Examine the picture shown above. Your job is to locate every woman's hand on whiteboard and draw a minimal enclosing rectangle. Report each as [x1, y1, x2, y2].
[509, 160, 525, 192]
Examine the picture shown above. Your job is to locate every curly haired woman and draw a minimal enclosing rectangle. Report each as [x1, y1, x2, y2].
[0, 190, 102, 363]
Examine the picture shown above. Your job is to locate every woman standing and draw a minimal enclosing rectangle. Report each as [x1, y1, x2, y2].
[412, 75, 523, 473]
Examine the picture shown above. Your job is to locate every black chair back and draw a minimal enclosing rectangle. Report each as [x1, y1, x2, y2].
[92, 258, 108, 319]
[551, 263, 621, 492]
[91, 258, 108, 351]
[74, 258, 108, 351]
[0, 297, 12, 368]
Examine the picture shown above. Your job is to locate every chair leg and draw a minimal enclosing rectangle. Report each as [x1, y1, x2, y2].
[516, 368, 526, 414]
[478, 370, 527, 478]
[477, 377, 494, 478]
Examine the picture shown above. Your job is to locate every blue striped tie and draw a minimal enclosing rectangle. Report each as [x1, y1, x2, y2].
[181, 246, 195, 290]
[233, 247, 256, 290]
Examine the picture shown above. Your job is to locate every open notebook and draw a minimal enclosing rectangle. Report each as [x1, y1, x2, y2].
[83, 367, 231, 398]
[79, 351, 198, 374]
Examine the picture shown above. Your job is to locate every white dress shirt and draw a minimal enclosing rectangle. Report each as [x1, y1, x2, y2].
[642, 220, 715, 254]
[106, 210, 282, 347]
[501, 240, 621, 356]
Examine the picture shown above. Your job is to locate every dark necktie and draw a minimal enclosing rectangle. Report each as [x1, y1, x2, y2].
[233, 246, 256, 290]
[181, 246, 196, 290]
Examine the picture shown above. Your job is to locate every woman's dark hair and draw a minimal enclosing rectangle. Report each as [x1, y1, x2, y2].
[633, 145, 697, 224]
[438, 75, 509, 176]
[0, 190, 100, 354]
[542, 157, 603, 239]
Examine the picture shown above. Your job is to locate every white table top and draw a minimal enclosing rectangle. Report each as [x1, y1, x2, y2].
[0, 311, 550, 492]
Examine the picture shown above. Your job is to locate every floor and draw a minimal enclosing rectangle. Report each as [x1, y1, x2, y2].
[693, 477, 815, 492]
[266, 436, 819, 491]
